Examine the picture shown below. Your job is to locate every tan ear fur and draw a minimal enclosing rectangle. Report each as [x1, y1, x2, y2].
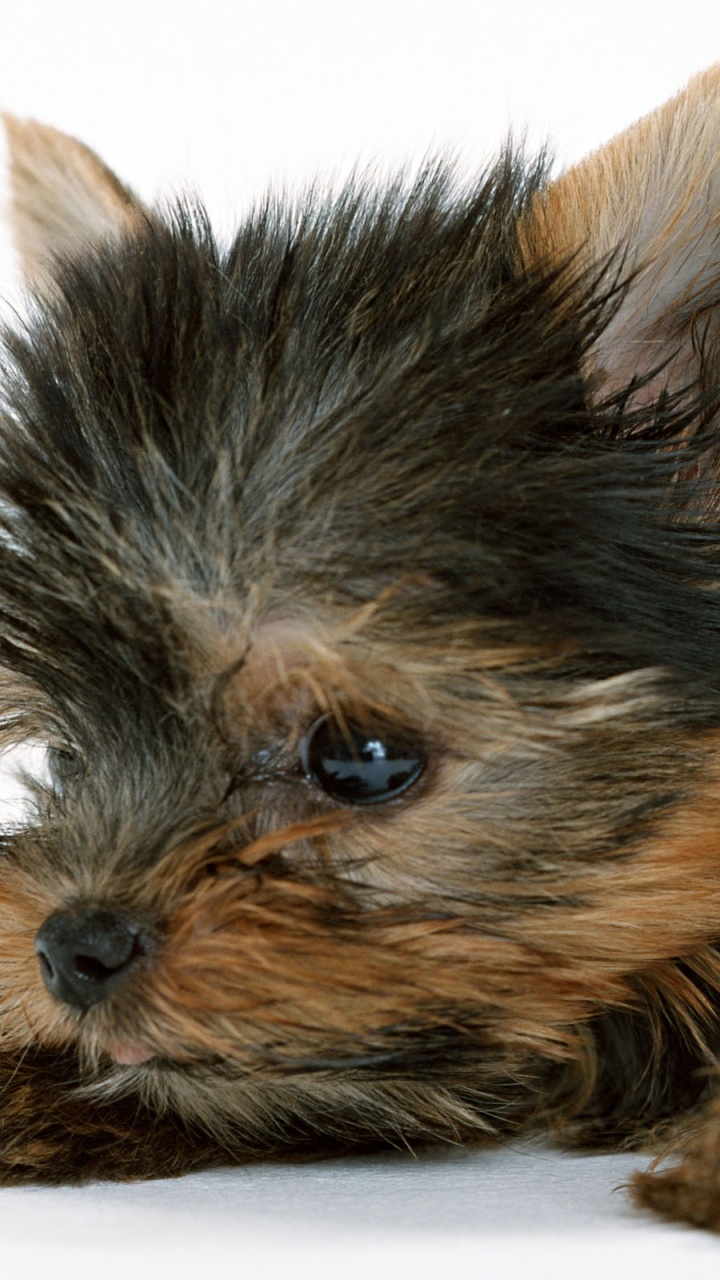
[3, 115, 142, 290]
[521, 66, 720, 406]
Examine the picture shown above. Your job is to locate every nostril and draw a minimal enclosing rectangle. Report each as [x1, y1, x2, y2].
[35, 907, 152, 1011]
[74, 954, 125, 983]
[36, 947, 56, 983]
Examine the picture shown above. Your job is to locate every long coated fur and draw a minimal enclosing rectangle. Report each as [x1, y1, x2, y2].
[1, 71, 720, 1228]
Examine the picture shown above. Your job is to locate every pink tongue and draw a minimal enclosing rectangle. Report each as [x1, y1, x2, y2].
[109, 1041, 155, 1066]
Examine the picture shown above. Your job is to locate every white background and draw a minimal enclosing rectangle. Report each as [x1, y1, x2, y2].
[1, 0, 720, 1273]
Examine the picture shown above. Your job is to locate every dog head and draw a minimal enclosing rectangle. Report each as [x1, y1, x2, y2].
[1, 73, 720, 1159]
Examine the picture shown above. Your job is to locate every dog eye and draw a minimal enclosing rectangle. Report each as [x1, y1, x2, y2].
[301, 715, 426, 804]
[47, 747, 83, 786]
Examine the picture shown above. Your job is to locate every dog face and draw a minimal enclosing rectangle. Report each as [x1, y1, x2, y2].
[1, 74, 720, 1212]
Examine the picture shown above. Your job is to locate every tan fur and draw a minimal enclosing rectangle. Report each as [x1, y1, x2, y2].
[2, 116, 140, 290]
[522, 67, 720, 405]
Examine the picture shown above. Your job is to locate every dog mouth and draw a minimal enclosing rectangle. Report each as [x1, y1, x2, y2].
[106, 1039, 157, 1066]
[101, 1023, 494, 1076]
[102, 1040, 233, 1072]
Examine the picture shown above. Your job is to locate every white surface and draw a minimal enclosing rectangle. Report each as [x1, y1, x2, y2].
[1, 0, 720, 1269]
[0, 0, 719, 235]
[2, 1146, 720, 1280]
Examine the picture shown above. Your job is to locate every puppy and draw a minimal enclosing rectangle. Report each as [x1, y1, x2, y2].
[0, 68, 720, 1231]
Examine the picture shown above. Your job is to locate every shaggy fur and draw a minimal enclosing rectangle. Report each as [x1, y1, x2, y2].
[1, 70, 720, 1228]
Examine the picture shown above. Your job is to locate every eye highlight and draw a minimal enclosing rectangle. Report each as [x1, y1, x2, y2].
[301, 714, 426, 805]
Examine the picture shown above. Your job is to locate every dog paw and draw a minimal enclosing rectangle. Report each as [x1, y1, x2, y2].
[0, 1051, 225, 1184]
[632, 1106, 720, 1231]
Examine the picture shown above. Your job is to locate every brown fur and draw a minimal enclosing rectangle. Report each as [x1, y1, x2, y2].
[1, 71, 720, 1227]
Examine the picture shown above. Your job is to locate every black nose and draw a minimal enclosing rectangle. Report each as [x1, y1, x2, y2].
[35, 907, 151, 1011]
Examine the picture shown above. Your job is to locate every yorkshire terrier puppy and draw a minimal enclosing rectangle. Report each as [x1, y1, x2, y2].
[1, 67, 720, 1230]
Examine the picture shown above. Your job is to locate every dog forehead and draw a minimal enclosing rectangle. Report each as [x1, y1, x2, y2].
[183, 598, 405, 716]
[185, 603, 337, 690]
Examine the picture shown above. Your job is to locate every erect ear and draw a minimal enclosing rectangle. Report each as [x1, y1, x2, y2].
[3, 115, 144, 291]
[521, 66, 720, 410]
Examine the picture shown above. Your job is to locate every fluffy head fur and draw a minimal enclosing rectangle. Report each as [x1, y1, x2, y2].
[1, 72, 720, 1228]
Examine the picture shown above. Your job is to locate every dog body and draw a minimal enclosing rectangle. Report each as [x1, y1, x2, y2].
[1, 71, 720, 1228]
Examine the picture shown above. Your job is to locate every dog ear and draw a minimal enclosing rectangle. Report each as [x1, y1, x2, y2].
[3, 116, 143, 291]
[522, 66, 720, 411]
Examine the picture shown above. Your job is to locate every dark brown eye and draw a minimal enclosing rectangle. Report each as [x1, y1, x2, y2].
[47, 747, 83, 786]
[302, 715, 426, 804]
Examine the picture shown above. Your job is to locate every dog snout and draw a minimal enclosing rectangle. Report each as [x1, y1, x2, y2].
[35, 907, 153, 1011]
